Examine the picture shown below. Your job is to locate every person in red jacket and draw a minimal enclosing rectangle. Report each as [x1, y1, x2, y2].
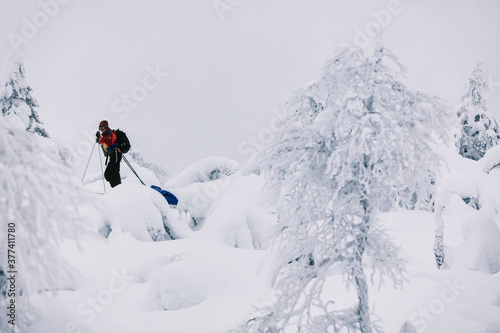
[96, 120, 122, 188]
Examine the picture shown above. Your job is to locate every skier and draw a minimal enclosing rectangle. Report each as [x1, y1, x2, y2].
[96, 120, 123, 188]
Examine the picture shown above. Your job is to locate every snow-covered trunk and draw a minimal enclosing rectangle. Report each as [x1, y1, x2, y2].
[354, 259, 372, 333]
[355, 198, 372, 333]
[434, 203, 445, 269]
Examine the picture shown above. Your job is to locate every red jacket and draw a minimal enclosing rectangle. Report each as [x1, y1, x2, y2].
[99, 130, 118, 155]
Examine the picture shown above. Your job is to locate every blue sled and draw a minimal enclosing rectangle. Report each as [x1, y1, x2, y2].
[151, 185, 179, 206]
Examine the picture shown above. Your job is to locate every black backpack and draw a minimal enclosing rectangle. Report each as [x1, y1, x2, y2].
[114, 129, 131, 153]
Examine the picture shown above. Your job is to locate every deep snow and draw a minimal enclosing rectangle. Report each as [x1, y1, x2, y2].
[21, 150, 500, 332]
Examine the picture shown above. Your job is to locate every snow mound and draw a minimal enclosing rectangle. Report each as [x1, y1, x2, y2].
[435, 143, 500, 273]
[171, 173, 277, 249]
[478, 272, 500, 306]
[99, 183, 193, 242]
[165, 156, 241, 188]
[375, 210, 500, 333]
[172, 176, 232, 224]
[479, 145, 500, 173]
[198, 174, 277, 249]
[445, 209, 500, 274]
[143, 239, 274, 316]
[147, 269, 207, 311]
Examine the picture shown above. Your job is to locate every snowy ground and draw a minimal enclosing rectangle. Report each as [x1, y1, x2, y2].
[25, 152, 500, 333]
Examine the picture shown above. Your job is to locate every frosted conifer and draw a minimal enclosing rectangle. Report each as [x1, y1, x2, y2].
[457, 62, 499, 160]
[0, 53, 48, 138]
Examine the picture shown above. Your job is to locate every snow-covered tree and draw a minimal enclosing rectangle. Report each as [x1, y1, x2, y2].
[129, 149, 170, 184]
[456, 62, 499, 160]
[0, 53, 48, 138]
[236, 46, 450, 332]
[0, 117, 97, 332]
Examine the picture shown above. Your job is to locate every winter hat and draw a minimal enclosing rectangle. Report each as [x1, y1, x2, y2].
[99, 120, 109, 129]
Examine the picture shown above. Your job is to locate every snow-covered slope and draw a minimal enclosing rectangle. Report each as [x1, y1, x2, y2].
[26, 162, 277, 333]
[18, 149, 500, 332]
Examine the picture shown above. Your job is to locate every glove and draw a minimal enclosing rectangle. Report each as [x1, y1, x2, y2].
[95, 131, 101, 143]
[106, 144, 118, 152]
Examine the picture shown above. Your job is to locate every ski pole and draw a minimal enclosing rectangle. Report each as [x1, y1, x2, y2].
[122, 155, 146, 186]
[81, 142, 96, 183]
[99, 145, 106, 193]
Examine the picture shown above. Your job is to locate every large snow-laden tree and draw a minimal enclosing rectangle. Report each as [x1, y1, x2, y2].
[456, 61, 500, 160]
[236, 46, 450, 333]
[0, 118, 97, 332]
[0, 53, 48, 138]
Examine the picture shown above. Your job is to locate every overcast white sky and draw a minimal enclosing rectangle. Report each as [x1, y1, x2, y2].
[1, 0, 500, 177]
